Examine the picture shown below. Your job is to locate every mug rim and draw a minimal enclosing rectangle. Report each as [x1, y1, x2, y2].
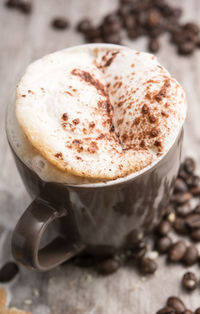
[6, 43, 185, 189]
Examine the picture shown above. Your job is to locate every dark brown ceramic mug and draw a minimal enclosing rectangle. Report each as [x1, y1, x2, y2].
[6, 103, 183, 271]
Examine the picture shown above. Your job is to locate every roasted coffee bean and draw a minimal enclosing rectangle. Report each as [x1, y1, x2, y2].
[18, 0, 32, 13]
[183, 311, 193, 314]
[77, 19, 92, 33]
[156, 236, 172, 254]
[176, 203, 193, 217]
[186, 175, 200, 188]
[160, 4, 173, 17]
[184, 22, 199, 35]
[174, 217, 187, 234]
[178, 168, 190, 181]
[171, 192, 192, 205]
[0, 262, 19, 282]
[194, 205, 200, 214]
[85, 27, 102, 41]
[167, 296, 186, 313]
[184, 158, 196, 174]
[182, 245, 199, 266]
[146, 9, 162, 27]
[185, 214, 200, 229]
[178, 41, 196, 56]
[190, 186, 200, 196]
[148, 38, 160, 53]
[124, 14, 136, 30]
[138, 257, 158, 274]
[131, 242, 147, 260]
[51, 18, 69, 30]
[171, 29, 185, 45]
[157, 307, 176, 314]
[191, 229, 200, 242]
[168, 241, 187, 262]
[182, 271, 198, 291]
[195, 309, 200, 314]
[102, 14, 122, 34]
[98, 258, 120, 275]
[156, 220, 171, 236]
[174, 178, 188, 194]
[127, 29, 139, 39]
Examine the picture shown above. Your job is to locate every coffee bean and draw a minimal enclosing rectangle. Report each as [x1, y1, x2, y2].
[148, 38, 160, 53]
[127, 29, 139, 39]
[185, 214, 200, 229]
[168, 241, 187, 262]
[124, 14, 136, 30]
[18, 0, 32, 14]
[85, 27, 102, 41]
[132, 243, 147, 260]
[191, 229, 200, 242]
[186, 175, 200, 188]
[156, 220, 171, 236]
[182, 311, 193, 314]
[77, 19, 92, 33]
[51, 18, 69, 30]
[102, 14, 122, 34]
[176, 203, 193, 217]
[157, 307, 176, 314]
[171, 192, 192, 205]
[156, 236, 172, 254]
[190, 186, 200, 196]
[182, 245, 199, 266]
[184, 158, 196, 174]
[98, 258, 120, 275]
[184, 22, 199, 35]
[178, 41, 195, 56]
[139, 257, 157, 274]
[167, 296, 186, 313]
[0, 262, 19, 282]
[182, 271, 198, 291]
[195, 308, 200, 314]
[178, 168, 190, 181]
[160, 4, 173, 17]
[103, 32, 121, 44]
[174, 178, 188, 194]
[194, 205, 200, 214]
[174, 217, 187, 234]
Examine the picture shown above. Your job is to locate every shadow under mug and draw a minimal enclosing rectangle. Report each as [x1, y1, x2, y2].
[7, 129, 183, 271]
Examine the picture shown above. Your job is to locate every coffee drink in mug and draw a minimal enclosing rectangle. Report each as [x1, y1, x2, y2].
[6, 44, 187, 271]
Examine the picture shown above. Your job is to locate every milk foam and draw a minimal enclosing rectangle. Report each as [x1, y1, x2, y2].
[8, 44, 187, 184]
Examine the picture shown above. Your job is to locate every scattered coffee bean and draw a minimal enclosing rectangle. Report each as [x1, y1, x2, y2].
[157, 307, 176, 314]
[174, 178, 188, 194]
[184, 158, 196, 174]
[186, 175, 200, 188]
[178, 42, 196, 56]
[182, 271, 198, 291]
[156, 220, 171, 236]
[184, 22, 199, 35]
[5, 0, 20, 8]
[185, 214, 200, 229]
[195, 309, 200, 314]
[176, 203, 193, 217]
[171, 192, 192, 205]
[98, 258, 120, 275]
[174, 217, 188, 234]
[133, 243, 147, 260]
[190, 186, 200, 196]
[0, 261, 19, 282]
[191, 229, 200, 242]
[168, 241, 187, 262]
[77, 19, 92, 33]
[18, 0, 32, 14]
[148, 38, 160, 53]
[51, 17, 69, 30]
[156, 236, 172, 254]
[138, 257, 157, 274]
[167, 296, 186, 313]
[182, 245, 199, 266]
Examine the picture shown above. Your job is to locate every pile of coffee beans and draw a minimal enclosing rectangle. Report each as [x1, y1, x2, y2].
[76, 0, 200, 55]
[157, 296, 200, 313]
[5, 0, 32, 14]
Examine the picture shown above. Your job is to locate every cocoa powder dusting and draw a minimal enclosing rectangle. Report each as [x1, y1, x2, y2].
[55, 152, 63, 160]
[150, 128, 159, 138]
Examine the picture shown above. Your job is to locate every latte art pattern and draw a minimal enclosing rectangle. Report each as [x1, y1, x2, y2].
[14, 44, 187, 182]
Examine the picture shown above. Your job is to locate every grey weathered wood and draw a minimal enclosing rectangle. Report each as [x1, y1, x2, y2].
[0, 0, 200, 313]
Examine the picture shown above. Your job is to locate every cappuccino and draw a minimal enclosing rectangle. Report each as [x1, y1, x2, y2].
[9, 44, 187, 184]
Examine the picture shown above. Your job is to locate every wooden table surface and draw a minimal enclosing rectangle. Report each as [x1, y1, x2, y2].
[1, 0, 200, 313]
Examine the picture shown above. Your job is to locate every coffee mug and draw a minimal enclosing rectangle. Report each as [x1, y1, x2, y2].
[6, 96, 183, 271]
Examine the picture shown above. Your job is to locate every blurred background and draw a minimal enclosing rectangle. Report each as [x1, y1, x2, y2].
[0, 0, 200, 313]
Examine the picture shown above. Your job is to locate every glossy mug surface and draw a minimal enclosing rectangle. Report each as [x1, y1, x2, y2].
[7, 124, 183, 271]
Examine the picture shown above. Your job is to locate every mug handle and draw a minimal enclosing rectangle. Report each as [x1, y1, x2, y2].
[12, 199, 85, 271]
